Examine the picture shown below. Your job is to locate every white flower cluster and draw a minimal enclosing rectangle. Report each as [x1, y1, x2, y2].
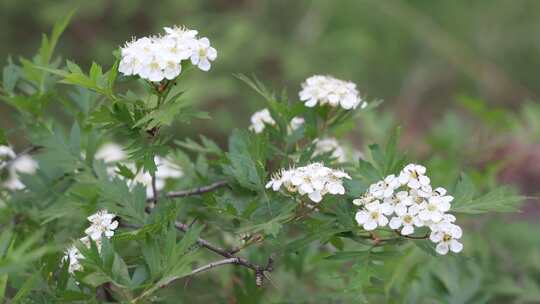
[62, 210, 119, 274]
[299, 75, 367, 110]
[119, 25, 217, 82]
[94, 143, 183, 197]
[249, 108, 276, 133]
[0, 145, 38, 190]
[313, 137, 347, 162]
[266, 162, 351, 203]
[353, 164, 463, 255]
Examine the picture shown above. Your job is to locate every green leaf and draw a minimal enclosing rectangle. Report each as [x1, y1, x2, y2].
[324, 250, 370, 260]
[223, 130, 266, 191]
[0, 129, 7, 146]
[11, 271, 40, 302]
[69, 121, 81, 156]
[2, 57, 20, 95]
[451, 174, 524, 214]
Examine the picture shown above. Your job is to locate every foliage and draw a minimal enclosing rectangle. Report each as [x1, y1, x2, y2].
[0, 12, 535, 304]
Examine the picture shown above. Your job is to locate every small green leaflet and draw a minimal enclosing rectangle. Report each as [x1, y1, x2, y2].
[451, 174, 524, 214]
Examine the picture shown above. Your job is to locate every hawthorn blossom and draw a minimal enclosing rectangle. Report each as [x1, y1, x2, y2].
[355, 200, 393, 231]
[249, 108, 276, 133]
[95, 143, 126, 163]
[417, 191, 452, 223]
[398, 164, 430, 189]
[313, 138, 347, 162]
[389, 206, 421, 235]
[119, 25, 216, 81]
[266, 162, 350, 203]
[429, 222, 463, 255]
[383, 190, 412, 216]
[190, 37, 217, 71]
[0, 146, 38, 190]
[288, 116, 305, 133]
[84, 210, 119, 241]
[63, 246, 83, 274]
[299, 75, 367, 110]
[352, 163, 463, 255]
[369, 174, 400, 199]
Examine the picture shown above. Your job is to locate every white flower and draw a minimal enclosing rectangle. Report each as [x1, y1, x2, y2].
[383, 190, 412, 216]
[1, 149, 38, 190]
[313, 138, 347, 162]
[84, 210, 119, 241]
[352, 163, 464, 255]
[299, 75, 367, 110]
[62, 246, 84, 274]
[417, 188, 453, 223]
[429, 222, 463, 255]
[95, 143, 126, 163]
[352, 194, 375, 207]
[369, 174, 400, 199]
[389, 206, 421, 235]
[249, 108, 276, 133]
[119, 26, 216, 81]
[266, 163, 350, 203]
[155, 156, 183, 180]
[190, 37, 217, 72]
[0, 145, 15, 169]
[288, 116, 305, 133]
[398, 164, 431, 189]
[355, 200, 393, 231]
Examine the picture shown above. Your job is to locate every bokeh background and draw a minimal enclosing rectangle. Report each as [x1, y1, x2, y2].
[1, 0, 540, 302]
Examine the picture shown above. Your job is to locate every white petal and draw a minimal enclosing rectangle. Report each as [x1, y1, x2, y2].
[380, 202, 394, 215]
[436, 242, 449, 255]
[305, 98, 318, 107]
[394, 203, 407, 216]
[431, 212, 443, 223]
[198, 59, 211, 71]
[308, 191, 322, 203]
[355, 211, 368, 224]
[418, 210, 431, 221]
[449, 240, 463, 253]
[365, 201, 380, 212]
[363, 220, 377, 231]
[378, 215, 388, 227]
[389, 217, 402, 229]
[401, 225, 414, 235]
[109, 221, 119, 230]
[430, 231, 443, 243]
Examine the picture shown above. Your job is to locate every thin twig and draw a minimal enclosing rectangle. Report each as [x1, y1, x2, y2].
[187, 258, 240, 277]
[146, 180, 228, 202]
[149, 173, 158, 208]
[174, 221, 273, 287]
[393, 230, 429, 239]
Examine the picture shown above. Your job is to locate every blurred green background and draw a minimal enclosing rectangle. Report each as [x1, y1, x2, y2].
[1, 0, 540, 302]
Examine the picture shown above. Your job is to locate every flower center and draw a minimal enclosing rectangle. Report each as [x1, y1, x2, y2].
[427, 204, 437, 212]
[443, 234, 452, 242]
[370, 212, 379, 220]
[403, 215, 413, 223]
[199, 48, 207, 57]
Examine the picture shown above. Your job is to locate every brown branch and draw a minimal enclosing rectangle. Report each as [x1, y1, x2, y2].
[393, 230, 429, 239]
[149, 173, 158, 209]
[187, 258, 241, 277]
[175, 221, 273, 287]
[146, 180, 228, 202]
